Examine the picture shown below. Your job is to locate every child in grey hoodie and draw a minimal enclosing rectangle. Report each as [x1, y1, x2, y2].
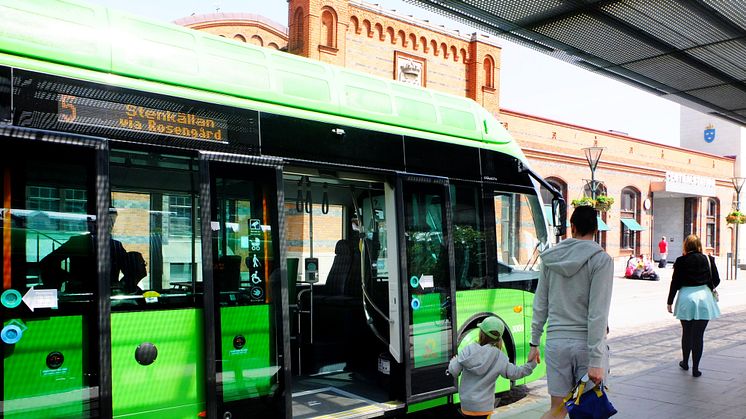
[448, 316, 537, 418]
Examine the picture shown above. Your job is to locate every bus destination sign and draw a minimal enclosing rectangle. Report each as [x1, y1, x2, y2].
[58, 95, 227, 142]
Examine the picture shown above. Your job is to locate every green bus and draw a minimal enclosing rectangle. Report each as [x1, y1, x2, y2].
[0, 1, 565, 418]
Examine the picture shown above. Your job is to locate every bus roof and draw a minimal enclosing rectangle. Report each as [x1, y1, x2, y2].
[0, 0, 526, 160]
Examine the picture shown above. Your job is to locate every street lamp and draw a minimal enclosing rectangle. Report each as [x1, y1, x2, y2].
[583, 147, 605, 199]
[732, 176, 745, 280]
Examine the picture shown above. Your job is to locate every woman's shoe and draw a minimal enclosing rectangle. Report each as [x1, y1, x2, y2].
[692, 370, 702, 377]
[679, 361, 689, 371]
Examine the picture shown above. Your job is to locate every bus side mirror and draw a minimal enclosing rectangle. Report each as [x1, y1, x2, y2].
[552, 198, 567, 237]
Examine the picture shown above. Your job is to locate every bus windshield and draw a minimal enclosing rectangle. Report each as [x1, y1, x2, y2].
[494, 191, 549, 282]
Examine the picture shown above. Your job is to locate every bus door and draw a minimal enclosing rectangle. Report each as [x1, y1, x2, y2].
[201, 152, 287, 419]
[1, 129, 107, 418]
[108, 148, 208, 418]
[395, 174, 457, 402]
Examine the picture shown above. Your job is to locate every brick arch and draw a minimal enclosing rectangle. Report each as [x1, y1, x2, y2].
[430, 39, 438, 55]
[420, 36, 428, 52]
[374, 22, 384, 41]
[450, 45, 458, 61]
[321, 6, 337, 47]
[362, 19, 372, 37]
[460, 48, 468, 63]
[233, 34, 246, 42]
[268, 42, 280, 49]
[440, 42, 448, 58]
[250, 35, 263, 46]
[397, 29, 407, 47]
[387, 27, 395, 44]
[350, 15, 360, 34]
[409, 33, 417, 50]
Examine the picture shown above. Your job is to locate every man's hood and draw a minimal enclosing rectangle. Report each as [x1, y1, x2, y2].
[541, 238, 604, 277]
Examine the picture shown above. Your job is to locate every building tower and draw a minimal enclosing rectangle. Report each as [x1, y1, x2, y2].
[288, 0, 349, 66]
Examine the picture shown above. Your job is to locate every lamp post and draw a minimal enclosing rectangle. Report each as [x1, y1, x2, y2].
[732, 176, 745, 280]
[582, 147, 605, 199]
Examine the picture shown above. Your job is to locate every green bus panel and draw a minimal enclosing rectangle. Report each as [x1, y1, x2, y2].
[3, 316, 86, 419]
[411, 293, 449, 368]
[520, 290, 546, 385]
[219, 305, 274, 401]
[406, 396, 448, 414]
[454, 288, 544, 393]
[110, 309, 205, 418]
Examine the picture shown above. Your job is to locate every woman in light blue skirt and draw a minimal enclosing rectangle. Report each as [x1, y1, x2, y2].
[667, 235, 720, 377]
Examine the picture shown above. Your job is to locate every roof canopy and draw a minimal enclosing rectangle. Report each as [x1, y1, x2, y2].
[404, 0, 746, 126]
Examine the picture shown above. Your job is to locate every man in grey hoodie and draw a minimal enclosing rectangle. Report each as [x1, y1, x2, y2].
[528, 205, 614, 419]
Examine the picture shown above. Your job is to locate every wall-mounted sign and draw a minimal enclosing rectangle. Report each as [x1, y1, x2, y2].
[664, 172, 716, 196]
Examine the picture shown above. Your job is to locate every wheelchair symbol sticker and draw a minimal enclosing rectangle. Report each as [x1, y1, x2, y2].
[251, 271, 262, 284]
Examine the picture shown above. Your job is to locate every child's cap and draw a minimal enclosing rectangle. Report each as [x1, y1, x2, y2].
[477, 316, 504, 339]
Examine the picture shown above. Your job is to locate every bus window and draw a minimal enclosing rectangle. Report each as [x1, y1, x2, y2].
[451, 184, 488, 291]
[109, 150, 202, 307]
[493, 191, 548, 282]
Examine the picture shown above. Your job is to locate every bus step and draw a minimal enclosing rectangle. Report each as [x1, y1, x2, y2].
[291, 387, 403, 419]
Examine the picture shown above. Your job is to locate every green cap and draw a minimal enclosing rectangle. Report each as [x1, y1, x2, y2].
[477, 316, 504, 339]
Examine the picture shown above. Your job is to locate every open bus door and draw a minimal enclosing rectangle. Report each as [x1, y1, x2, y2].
[200, 152, 288, 419]
[395, 174, 458, 404]
[1, 127, 109, 418]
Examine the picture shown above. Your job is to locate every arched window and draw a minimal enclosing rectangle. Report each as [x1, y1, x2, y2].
[540, 177, 567, 242]
[350, 16, 360, 34]
[483, 55, 495, 88]
[292, 7, 304, 50]
[320, 8, 337, 48]
[620, 187, 642, 254]
[233, 34, 246, 42]
[706, 198, 719, 252]
[250, 35, 263, 46]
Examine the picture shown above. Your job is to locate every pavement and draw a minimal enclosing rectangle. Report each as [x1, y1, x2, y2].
[491, 260, 746, 419]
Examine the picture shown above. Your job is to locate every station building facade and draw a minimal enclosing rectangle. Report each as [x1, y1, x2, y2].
[176, 0, 736, 263]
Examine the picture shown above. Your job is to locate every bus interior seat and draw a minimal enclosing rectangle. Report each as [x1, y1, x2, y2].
[316, 239, 352, 297]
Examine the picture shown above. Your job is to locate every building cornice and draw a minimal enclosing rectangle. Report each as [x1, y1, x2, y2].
[349, 0, 502, 48]
[502, 108, 736, 163]
[174, 13, 288, 38]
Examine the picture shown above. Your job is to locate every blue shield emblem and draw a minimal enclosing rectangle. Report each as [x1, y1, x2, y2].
[704, 128, 716, 143]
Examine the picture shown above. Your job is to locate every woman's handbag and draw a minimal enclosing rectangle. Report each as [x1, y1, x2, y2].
[563, 375, 617, 419]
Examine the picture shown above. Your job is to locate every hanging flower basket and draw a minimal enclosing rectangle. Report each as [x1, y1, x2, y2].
[726, 211, 746, 224]
[594, 195, 614, 212]
[571, 196, 595, 208]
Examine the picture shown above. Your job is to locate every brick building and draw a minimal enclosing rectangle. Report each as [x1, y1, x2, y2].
[177, 0, 736, 263]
